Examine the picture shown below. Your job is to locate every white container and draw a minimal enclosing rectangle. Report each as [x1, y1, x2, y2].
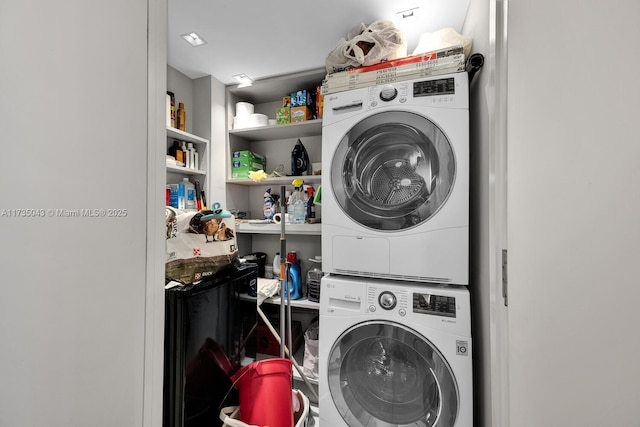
[273, 253, 281, 281]
[247, 113, 268, 127]
[178, 178, 196, 210]
[235, 102, 254, 117]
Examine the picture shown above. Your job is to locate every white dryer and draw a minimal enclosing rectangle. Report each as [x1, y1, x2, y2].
[321, 73, 469, 285]
[319, 274, 473, 426]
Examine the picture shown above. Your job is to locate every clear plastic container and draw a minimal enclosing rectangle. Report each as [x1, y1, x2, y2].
[179, 178, 197, 210]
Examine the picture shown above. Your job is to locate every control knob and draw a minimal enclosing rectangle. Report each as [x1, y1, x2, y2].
[378, 291, 397, 310]
[379, 85, 398, 102]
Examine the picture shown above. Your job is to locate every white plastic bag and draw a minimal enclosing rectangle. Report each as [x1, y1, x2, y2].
[220, 390, 309, 427]
[302, 322, 319, 379]
[412, 27, 473, 58]
[326, 20, 407, 73]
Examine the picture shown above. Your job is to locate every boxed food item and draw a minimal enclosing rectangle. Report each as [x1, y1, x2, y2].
[290, 89, 314, 107]
[315, 85, 324, 119]
[291, 106, 313, 122]
[276, 106, 290, 124]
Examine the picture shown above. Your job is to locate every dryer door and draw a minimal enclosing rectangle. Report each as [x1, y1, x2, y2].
[327, 320, 459, 426]
[331, 110, 455, 231]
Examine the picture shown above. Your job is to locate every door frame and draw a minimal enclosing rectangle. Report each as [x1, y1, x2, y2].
[488, 0, 510, 426]
[143, 0, 168, 425]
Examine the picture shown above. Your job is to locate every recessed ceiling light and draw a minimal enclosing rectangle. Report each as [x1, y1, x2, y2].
[232, 74, 254, 87]
[181, 32, 207, 47]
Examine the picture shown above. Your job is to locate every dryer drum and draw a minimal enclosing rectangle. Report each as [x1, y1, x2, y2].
[332, 111, 456, 231]
[327, 320, 459, 426]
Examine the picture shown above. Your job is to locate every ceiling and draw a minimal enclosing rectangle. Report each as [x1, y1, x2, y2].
[167, 0, 470, 86]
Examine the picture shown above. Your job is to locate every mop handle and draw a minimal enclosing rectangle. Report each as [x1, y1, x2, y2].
[279, 185, 287, 359]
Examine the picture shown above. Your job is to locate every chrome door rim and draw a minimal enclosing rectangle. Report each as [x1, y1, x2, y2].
[327, 320, 459, 426]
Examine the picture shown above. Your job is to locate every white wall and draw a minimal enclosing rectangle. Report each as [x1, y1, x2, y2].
[507, 0, 640, 425]
[461, 0, 495, 424]
[0, 0, 165, 425]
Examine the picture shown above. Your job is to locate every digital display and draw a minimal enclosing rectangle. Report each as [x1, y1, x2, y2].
[413, 78, 455, 97]
[413, 293, 456, 317]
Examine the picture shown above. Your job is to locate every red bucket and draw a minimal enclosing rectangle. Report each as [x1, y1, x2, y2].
[231, 358, 293, 427]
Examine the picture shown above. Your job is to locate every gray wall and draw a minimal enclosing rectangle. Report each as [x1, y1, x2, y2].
[507, 0, 640, 425]
[0, 0, 163, 425]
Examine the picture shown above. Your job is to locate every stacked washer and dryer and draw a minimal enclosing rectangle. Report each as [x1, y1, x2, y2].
[319, 72, 472, 426]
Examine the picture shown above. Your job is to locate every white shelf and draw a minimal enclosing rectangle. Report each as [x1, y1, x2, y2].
[236, 222, 321, 235]
[166, 164, 206, 176]
[239, 292, 319, 310]
[166, 127, 209, 145]
[227, 174, 321, 186]
[229, 119, 322, 142]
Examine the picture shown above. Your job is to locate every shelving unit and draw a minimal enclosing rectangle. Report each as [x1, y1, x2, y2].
[225, 68, 325, 276]
[226, 69, 325, 413]
[165, 126, 209, 205]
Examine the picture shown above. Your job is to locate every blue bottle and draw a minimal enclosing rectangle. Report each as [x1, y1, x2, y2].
[286, 251, 303, 300]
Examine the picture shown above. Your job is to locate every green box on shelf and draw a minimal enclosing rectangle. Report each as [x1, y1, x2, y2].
[231, 165, 264, 179]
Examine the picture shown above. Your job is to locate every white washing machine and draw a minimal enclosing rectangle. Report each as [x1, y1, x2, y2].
[319, 274, 473, 426]
[321, 72, 469, 285]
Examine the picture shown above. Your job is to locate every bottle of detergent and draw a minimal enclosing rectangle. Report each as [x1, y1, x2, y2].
[285, 251, 303, 300]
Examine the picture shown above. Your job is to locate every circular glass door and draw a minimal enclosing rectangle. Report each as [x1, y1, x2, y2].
[331, 111, 456, 231]
[327, 320, 459, 426]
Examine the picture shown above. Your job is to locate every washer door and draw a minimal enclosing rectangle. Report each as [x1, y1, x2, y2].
[331, 111, 455, 231]
[327, 320, 459, 426]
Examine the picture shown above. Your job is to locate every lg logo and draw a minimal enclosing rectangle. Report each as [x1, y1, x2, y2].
[456, 340, 469, 356]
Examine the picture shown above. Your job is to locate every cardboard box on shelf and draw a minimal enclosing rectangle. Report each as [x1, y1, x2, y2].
[282, 96, 291, 107]
[232, 150, 266, 164]
[231, 166, 264, 179]
[290, 90, 314, 107]
[315, 85, 324, 119]
[291, 106, 313, 122]
[276, 106, 291, 124]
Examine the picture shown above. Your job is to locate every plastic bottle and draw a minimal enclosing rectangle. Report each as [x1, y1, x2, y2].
[273, 253, 281, 281]
[288, 180, 306, 224]
[177, 102, 186, 131]
[187, 142, 195, 169]
[179, 178, 196, 210]
[306, 256, 323, 303]
[286, 251, 303, 300]
[181, 141, 189, 168]
[263, 188, 276, 219]
[306, 186, 315, 219]
[167, 91, 176, 128]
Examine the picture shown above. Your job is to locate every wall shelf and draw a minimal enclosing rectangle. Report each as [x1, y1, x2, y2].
[229, 120, 322, 142]
[236, 222, 321, 235]
[227, 175, 321, 186]
[166, 164, 206, 176]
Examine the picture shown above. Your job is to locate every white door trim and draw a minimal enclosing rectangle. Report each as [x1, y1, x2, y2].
[143, 0, 167, 425]
[489, 0, 510, 425]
